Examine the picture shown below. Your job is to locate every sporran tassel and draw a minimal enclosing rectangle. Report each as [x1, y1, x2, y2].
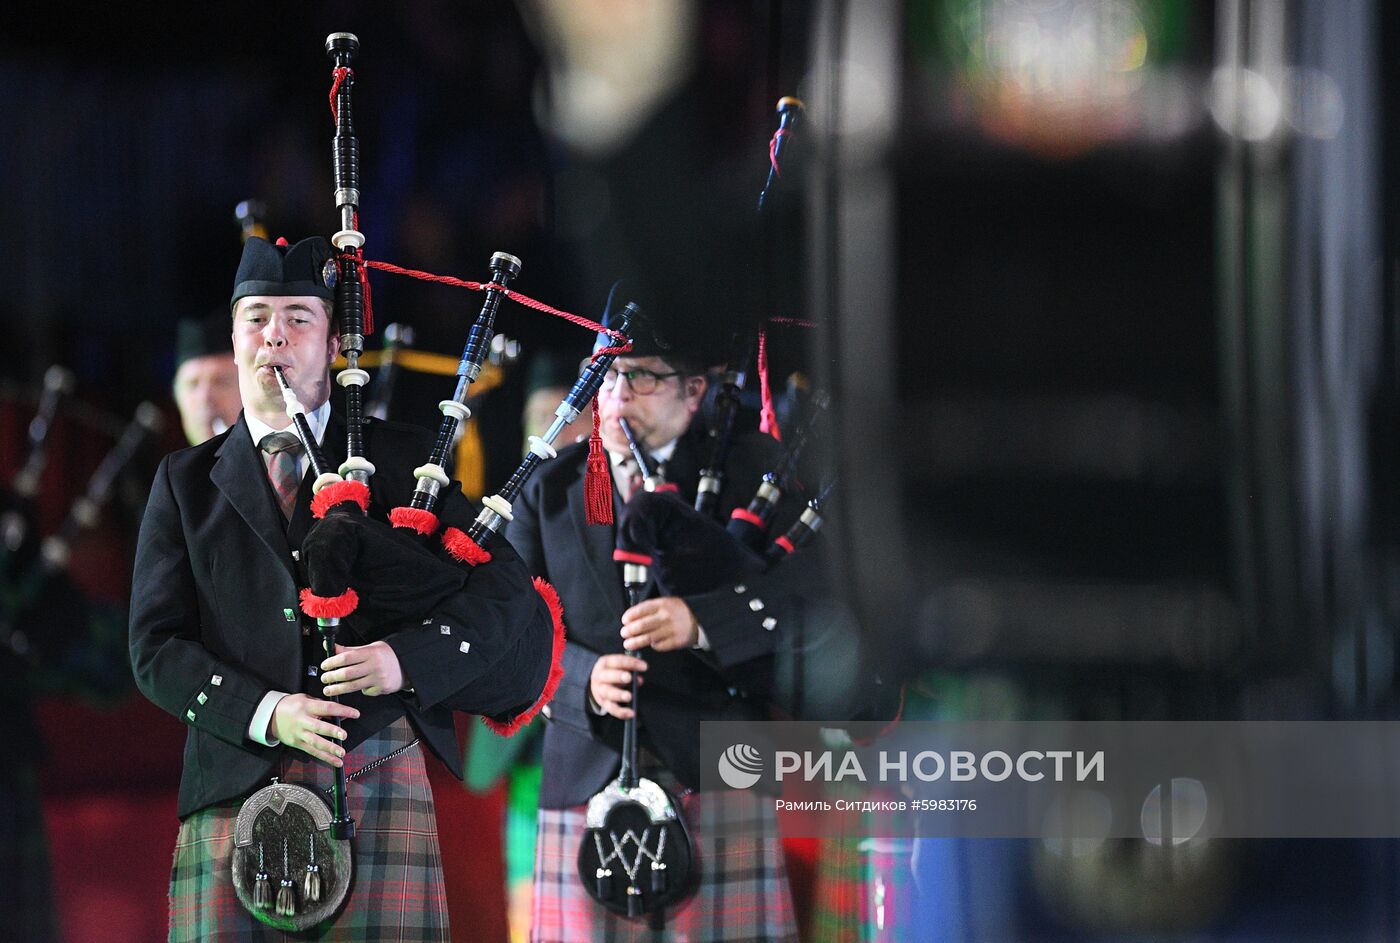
[651, 860, 667, 893]
[276, 838, 297, 917]
[303, 834, 323, 904]
[626, 883, 643, 918]
[596, 866, 614, 901]
[254, 842, 272, 910]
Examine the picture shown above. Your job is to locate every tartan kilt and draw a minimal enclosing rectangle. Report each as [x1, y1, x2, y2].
[168, 717, 448, 942]
[808, 814, 916, 942]
[808, 836, 863, 943]
[532, 776, 798, 943]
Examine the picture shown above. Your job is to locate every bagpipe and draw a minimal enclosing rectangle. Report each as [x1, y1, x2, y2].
[609, 389, 889, 729]
[1, 371, 161, 693]
[230, 33, 639, 931]
[615, 396, 830, 598]
[607, 96, 839, 600]
[575, 397, 842, 924]
[2, 366, 75, 563]
[694, 95, 805, 520]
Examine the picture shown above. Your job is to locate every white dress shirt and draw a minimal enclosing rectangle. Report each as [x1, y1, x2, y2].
[242, 401, 330, 746]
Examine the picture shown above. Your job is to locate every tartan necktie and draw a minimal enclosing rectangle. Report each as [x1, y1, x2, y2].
[259, 431, 304, 521]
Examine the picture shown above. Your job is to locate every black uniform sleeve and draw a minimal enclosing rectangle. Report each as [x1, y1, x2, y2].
[129, 458, 276, 751]
[507, 473, 609, 737]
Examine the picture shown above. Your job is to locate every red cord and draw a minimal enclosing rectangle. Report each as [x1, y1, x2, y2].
[360, 258, 630, 345]
[363, 258, 490, 291]
[331, 62, 636, 347]
[329, 67, 351, 124]
[769, 127, 789, 177]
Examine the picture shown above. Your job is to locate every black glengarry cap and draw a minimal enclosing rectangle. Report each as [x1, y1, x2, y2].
[230, 236, 337, 308]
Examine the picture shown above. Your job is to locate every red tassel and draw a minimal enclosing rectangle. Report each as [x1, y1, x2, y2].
[441, 527, 493, 566]
[311, 480, 370, 519]
[483, 577, 567, 737]
[584, 397, 613, 526]
[389, 506, 440, 535]
[299, 586, 359, 619]
[356, 248, 375, 336]
[757, 330, 781, 442]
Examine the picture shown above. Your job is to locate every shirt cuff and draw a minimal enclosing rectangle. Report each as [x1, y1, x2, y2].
[248, 690, 290, 746]
[693, 624, 711, 651]
[587, 690, 609, 716]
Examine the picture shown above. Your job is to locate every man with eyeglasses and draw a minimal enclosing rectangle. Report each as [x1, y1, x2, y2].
[509, 304, 802, 941]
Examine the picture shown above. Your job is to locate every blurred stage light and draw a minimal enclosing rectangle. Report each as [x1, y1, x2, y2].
[1285, 67, 1344, 140]
[1208, 65, 1345, 143]
[930, 0, 1199, 155]
[1207, 66, 1282, 141]
[1040, 787, 1114, 857]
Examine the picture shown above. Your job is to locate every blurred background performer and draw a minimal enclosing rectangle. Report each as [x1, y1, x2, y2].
[521, 349, 596, 452]
[509, 296, 802, 943]
[129, 235, 552, 942]
[171, 313, 241, 447]
[167, 196, 266, 450]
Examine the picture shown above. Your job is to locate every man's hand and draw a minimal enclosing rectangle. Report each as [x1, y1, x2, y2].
[589, 654, 648, 720]
[621, 597, 698, 652]
[320, 640, 407, 697]
[269, 693, 360, 767]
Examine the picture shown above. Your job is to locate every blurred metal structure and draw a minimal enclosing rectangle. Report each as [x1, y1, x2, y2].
[1216, 0, 1386, 710]
[807, 0, 911, 640]
[810, 0, 1389, 706]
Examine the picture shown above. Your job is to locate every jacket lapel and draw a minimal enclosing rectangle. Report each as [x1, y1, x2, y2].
[211, 414, 297, 582]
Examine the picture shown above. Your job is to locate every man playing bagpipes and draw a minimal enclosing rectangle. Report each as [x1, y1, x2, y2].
[129, 235, 557, 942]
[172, 313, 242, 447]
[509, 295, 805, 943]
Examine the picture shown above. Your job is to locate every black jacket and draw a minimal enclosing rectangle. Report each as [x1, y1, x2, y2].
[129, 412, 551, 818]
